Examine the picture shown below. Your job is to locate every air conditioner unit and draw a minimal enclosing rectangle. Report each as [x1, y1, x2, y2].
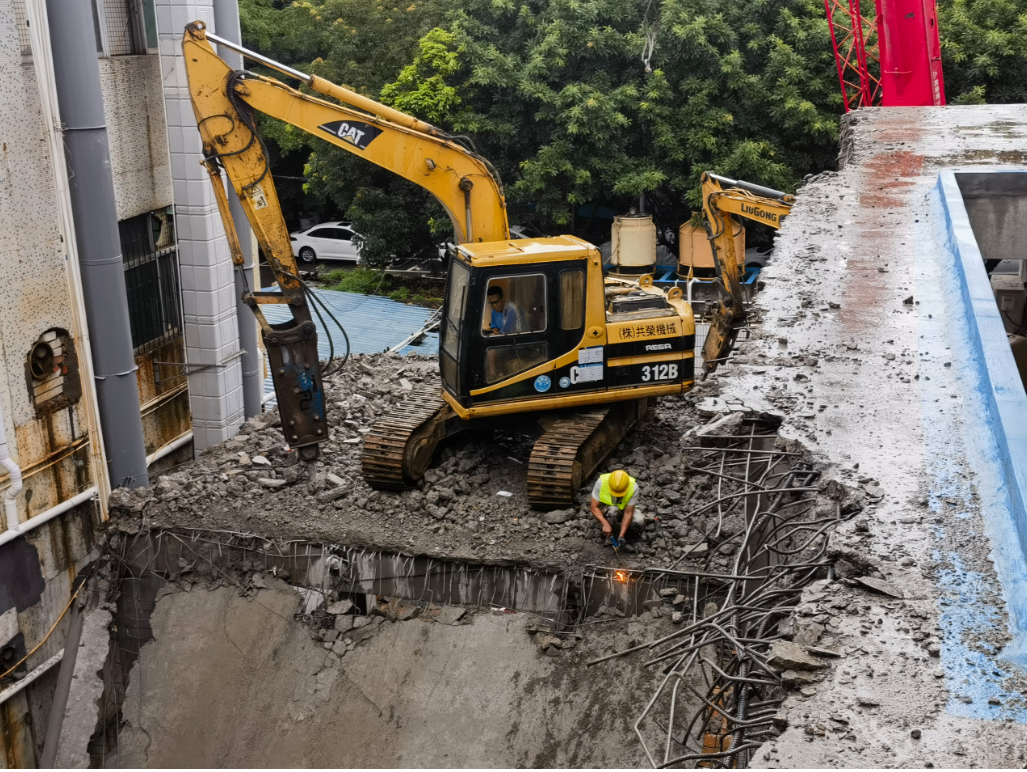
[991, 274, 1025, 333]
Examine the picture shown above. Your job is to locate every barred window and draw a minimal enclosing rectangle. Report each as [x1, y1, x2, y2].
[120, 209, 182, 353]
[92, 0, 152, 56]
[12, 0, 31, 58]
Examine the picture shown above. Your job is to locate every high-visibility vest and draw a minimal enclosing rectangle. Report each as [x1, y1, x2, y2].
[598, 473, 637, 510]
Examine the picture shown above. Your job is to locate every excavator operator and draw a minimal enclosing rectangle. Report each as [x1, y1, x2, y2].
[590, 470, 643, 547]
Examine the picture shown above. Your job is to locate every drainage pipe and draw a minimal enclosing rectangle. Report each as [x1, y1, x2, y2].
[146, 431, 194, 467]
[0, 650, 63, 707]
[0, 403, 22, 533]
[0, 488, 98, 550]
[46, 0, 149, 489]
[24, 0, 110, 513]
[213, 0, 263, 420]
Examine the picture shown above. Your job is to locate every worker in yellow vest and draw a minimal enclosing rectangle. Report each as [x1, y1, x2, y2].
[590, 469, 643, 547]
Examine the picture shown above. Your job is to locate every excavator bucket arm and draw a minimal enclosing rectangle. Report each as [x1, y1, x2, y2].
[184, 22, 328, 459]
[699, 172, 793, 375]
[181, 20, 514, 461]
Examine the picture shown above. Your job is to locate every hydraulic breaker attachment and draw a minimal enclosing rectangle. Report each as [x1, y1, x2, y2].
[263, 320, 325, 461]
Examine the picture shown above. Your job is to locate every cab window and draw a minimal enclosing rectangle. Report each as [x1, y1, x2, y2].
[485, 343, 548, 384]
[482, 274, 546, 337]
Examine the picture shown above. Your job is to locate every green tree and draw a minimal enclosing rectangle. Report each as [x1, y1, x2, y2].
[239, 0, 449, 243]
[938, 0, 1027, 103]
[374, 0, 841, 249]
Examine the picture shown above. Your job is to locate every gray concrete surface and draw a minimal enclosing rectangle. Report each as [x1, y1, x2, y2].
[116, 584, 672, 768]
[714, 105, 1027, 766]
[53, 609, 111, 768]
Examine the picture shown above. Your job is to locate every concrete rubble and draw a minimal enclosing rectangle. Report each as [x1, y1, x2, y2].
[118, 352, 808, 577]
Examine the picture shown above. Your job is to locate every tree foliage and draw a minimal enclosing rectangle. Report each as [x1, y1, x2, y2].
[938, 0, 1027, 103]
[239, 0, 1027, 264]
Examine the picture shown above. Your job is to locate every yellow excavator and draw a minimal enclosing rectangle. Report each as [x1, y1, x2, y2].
[698, 174, 794, 374]
[181, 22, 792, 507]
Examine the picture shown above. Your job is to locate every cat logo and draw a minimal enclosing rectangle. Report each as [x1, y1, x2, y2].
[316, 120, 384, 150]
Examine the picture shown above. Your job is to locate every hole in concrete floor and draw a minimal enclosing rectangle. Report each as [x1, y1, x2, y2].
[77, 421, 856, 768]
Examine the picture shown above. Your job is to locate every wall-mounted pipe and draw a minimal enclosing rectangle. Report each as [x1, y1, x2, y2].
[0, 403, 22, 533]
[0, 488, 98, 550]
[24, 0, 111, 514]
[46, 0, 149, 489]
[146, 431, 194, 467]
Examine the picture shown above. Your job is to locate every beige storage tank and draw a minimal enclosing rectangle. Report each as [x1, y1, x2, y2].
[678, 221, 745, 279]
[610, 212, 657, 275]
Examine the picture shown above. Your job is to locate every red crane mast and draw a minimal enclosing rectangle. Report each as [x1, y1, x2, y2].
[824, 0, 945, 110]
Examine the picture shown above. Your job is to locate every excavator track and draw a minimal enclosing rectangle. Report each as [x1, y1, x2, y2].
[527, 399, 651, 509]
[527, 409, 609, 509]
[361, 386, 449, 490]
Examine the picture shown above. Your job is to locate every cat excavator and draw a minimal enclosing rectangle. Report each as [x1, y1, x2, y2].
[181, 22, 792, 507]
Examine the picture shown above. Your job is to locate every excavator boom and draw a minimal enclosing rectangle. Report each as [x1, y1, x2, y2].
[185, 24, 508, 245]
[699, 172, 794, 375]
[182, 20, 514, 461]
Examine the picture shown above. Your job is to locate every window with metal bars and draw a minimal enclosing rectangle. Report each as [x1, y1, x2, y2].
[92, 0, 150, 56]
[12, 0, 31, 58]
[119, 209, 182, 353]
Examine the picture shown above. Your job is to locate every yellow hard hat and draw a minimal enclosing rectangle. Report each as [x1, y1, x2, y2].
[609, 470, 631, 496]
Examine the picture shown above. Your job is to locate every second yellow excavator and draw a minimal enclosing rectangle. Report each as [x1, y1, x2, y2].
[182, 22, 792, 507]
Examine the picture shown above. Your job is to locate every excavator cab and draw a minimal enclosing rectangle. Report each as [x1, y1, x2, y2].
[438, 236, 697, 419]
[441, 237, 601, 409]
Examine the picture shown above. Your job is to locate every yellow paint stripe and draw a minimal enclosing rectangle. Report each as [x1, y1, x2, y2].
[444, 381, 695, 420]
[607, 351, 692, 368]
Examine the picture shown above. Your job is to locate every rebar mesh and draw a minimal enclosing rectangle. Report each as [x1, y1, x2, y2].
[587, 424, 858, 768]
[103, 0, 140, 56]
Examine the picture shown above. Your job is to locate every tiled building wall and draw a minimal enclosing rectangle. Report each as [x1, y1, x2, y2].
[100, 54, 174, 219]
[156, 0, 244, 450]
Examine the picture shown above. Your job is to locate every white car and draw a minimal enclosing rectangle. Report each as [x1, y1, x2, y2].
[290, 221, 364, 264]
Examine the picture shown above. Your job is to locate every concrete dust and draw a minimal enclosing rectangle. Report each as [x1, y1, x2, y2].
[115, 583, 668, 768]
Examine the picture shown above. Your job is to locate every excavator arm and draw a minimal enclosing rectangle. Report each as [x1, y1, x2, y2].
[183, 22, 508, 245]
[181, 21, 511, 461]
[699, 172, 793, 375]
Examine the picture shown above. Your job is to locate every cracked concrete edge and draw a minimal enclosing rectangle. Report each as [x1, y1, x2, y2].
[721, 107, 1027, 766]
[53, 609, 112, 769]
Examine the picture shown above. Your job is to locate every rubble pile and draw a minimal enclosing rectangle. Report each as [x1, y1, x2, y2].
[127, 353, 792, 573]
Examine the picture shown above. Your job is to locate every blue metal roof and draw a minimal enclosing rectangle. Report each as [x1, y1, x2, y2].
[260, 287, 439, 398]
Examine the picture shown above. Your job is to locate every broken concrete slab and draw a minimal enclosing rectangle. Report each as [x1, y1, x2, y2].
[326, 599, 353, 615]
[53, 609, 112, 769]
[435, 606, 466, 625]
[542, 509, 576, 524]
[767, 640, 828, 671]
[853, 576, 904, 599]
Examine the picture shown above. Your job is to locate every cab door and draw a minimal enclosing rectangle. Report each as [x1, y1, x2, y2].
[466, 260, 593, 403]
